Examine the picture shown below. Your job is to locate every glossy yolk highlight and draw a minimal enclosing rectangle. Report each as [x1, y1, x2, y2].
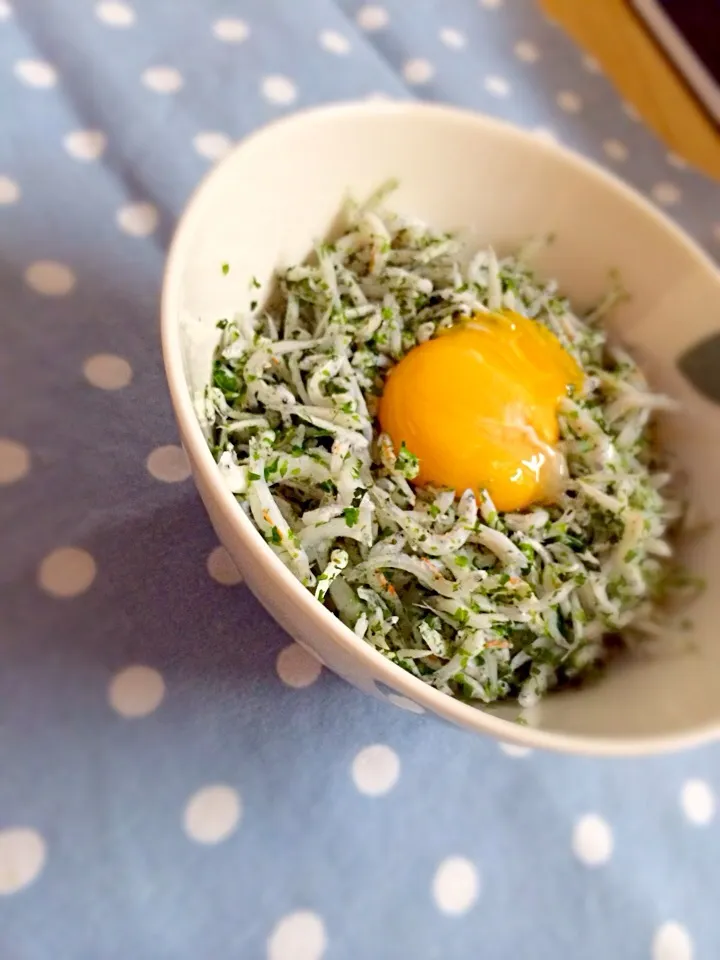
[378, 311, 583, 512]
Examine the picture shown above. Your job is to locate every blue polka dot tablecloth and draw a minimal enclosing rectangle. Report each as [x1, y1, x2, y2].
[2, 1, 720, 958]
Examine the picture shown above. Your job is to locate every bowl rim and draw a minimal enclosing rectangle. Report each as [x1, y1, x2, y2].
[161, 99, 720, 757]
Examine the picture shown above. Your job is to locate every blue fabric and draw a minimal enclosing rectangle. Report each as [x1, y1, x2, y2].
[1, 1, 718, 958]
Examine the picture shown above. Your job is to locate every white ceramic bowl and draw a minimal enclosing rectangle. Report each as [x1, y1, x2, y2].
[162, 101, 720, 756]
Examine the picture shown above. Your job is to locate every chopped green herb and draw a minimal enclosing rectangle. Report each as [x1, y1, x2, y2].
[396, 442, 420, 480]
[343, 507, 360, 527]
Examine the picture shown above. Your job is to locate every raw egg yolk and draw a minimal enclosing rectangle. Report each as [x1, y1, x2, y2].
[378, 311, 583, 512]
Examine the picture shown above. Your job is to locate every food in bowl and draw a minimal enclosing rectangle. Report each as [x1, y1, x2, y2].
[204, 183, 683, 710]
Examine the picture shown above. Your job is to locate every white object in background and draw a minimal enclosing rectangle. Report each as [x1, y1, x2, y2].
[631, 0, 720, 124]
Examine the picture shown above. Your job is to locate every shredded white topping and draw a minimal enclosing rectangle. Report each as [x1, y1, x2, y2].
[206, 183, 683, 709]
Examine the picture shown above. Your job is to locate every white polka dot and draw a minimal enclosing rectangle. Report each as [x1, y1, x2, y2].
[14, 60, 57, 88]
[557, 90, 582, 113]
[193, 131, 233, 161]
[623, 101, 640, 122]
[440, 27, 466, 49]
[267, 910, 327, 960]
[146, 444, 190, 483]
[403, 59, 434, 85]
[141, 66, 183, 94]
[116, 202, 159, 237]
[533, 126, 559, 145]
[432, 857, 480, 915]
[319, 29, 350, 55]
[0, 829, 46, 895]
[603, 139, 628, 162]
[207, 545, 243, 585]
[183, 785, 241, 844]
[0, 438, 30, 485]
[514, 40, 539, 63]
[95, 1, 135, 27]
[109, 665, 165, 718]
[356, 5, 388, 30]
[387, 693, 425, 714]
[83, 353, 132, 390]
[351, 744, 400, 796]
[485, 75, 510, 97]
[652, 182, 682, 206]
[276, 643, 322, 688]
[38, 547, 96, 598]
[0, 176, 19, 204]
[572, 813, 613, 866]
[212, 18, 249, 42]
[583, 54, 602, 74]
[24, 260, 76, 297]
[479, 0, 502, 8]
[653, 923, 694, 960]
[63, 130, 107, 161]
[261, 75, 297, 106]
[0, 0, 11, 21]
[680, 779, 715, 825]
[499, 741, 532, 758]
[667, 152, 688, 170]
[365, 91, 395, 102]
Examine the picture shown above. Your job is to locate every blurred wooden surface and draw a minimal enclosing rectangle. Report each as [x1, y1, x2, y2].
[541, 0, 720, 180]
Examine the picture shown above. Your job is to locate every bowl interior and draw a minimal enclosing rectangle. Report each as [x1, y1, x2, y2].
[166, 102, 720, 748]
